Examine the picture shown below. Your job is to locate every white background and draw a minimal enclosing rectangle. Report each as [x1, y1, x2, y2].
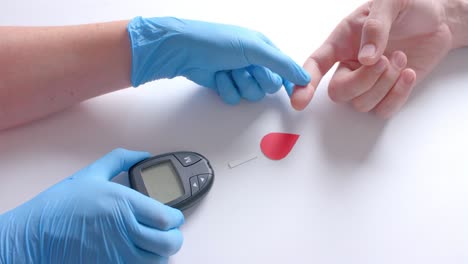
[1, 0, 467, 263]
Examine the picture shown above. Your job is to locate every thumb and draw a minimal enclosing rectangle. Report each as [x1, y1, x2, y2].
[77, 148, 151, 181]
[359, 0, 402, 65]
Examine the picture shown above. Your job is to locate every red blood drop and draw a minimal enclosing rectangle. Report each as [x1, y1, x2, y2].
[260, 132, 300, 160]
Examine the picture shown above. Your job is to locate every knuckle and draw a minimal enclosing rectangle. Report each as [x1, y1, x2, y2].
[363, 18, 384, 34]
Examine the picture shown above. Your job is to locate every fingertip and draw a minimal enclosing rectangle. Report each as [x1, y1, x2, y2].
[120, 149, 152, 169]
[160, 206, 185, 230]
[173, 209, 185, 226]
[149, 228, 184, 257]
[111, 148, 151, 159]
[83, 148, 151, 181]
[402, 68, 416, 85]
[359, 14, 393, 65]
[358, 43, 384, 66]
[291, 83, 315, 111]
[166, 229, 184, 256]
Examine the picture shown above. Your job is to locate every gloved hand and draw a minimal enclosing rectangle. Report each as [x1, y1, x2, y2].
[0, 148, 184, 264]
[128, 17, 311, 104]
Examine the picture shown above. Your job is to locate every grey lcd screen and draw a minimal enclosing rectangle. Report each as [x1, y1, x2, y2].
[141, 161, 184, 203]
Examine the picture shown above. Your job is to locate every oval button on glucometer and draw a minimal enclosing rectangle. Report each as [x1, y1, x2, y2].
[129, 152, 214, 211]
[175, 153, 201, 167]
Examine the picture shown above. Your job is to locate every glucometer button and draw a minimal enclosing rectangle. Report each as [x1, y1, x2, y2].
[175, 153, 201, 167]
[198, 174, 208, 188]
[190, 176, 200, 195]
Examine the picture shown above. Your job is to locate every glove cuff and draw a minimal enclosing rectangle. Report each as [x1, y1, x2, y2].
[127, 16, 186, 87]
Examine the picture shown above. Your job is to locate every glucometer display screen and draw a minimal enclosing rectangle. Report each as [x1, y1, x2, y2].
[141, 161, 184, 203]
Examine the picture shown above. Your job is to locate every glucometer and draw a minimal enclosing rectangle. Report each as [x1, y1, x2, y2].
[129, 152, 214, 211]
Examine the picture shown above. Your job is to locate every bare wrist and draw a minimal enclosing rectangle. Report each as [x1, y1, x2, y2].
[445, 0, 468, 48]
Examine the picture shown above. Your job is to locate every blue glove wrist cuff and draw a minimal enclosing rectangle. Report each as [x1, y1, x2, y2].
[127, 16, 186, 87]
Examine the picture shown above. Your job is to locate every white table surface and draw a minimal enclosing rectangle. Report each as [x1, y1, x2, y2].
[1, 0, 467, 263]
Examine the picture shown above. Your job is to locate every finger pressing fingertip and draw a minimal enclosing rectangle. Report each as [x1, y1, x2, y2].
[282, 79, 294, 96]
[291, 83, 315, 111]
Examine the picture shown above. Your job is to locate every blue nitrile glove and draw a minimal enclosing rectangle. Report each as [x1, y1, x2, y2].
[127, 17, 311, 104]
[0, 148, 184, 264]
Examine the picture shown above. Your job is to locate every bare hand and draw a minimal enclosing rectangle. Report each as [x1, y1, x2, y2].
[292, 0, 454, 118]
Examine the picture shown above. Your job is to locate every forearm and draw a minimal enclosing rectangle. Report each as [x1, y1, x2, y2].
[445, 0, 468, 48]
[0, 20, 131, 130]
